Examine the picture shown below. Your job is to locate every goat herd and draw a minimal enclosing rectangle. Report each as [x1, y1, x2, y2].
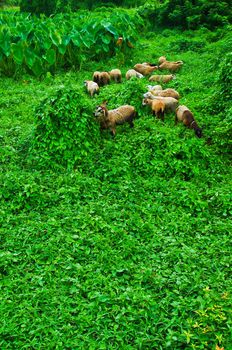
[84, 56, 202, 138]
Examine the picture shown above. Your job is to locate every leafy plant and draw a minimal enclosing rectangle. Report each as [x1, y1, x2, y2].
[30, 87, 100, 169]
[0, 10, 142, 76]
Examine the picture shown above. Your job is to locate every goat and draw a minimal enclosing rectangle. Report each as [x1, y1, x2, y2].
[126, 69, 144, 80]
[134, 63, 158, 76]
[93, 71, 110, 86]
[142, 98, 165, 121]
[94, 101, 136, 137]
[158, 56, 183, 72]
[149, 74, 175, 83]
[175, 105, 202, 138]
[84, 80, 99, 97]
[158, 56, 167, 64]
[149, 88, 180, 100]
[109, 69, 122, 83]
[147, 85, 163, 91]
[143, 92, 179, 113]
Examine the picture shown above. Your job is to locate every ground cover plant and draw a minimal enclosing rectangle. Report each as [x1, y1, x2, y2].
[0, 6, 232, 350]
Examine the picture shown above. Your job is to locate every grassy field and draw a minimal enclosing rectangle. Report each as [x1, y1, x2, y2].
[0, 21, 231, 350]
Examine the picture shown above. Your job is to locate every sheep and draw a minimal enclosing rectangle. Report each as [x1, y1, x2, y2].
[143, 92, 179, 113]
[93, 71, 110, 86]
[142, 98, 165, 121]
[109, 69, 122, 83]
[126, 69, 144, 80]
[134, 63, 158, 76]
[84, 80, 99, 97]
[158, 57, 183, 72]
[149, 88, 180, 100]
[147, 85, 163, 91]
[94, 101, 136, 137]
[149, 74, 175, 83]
[175, 105, 202, 138]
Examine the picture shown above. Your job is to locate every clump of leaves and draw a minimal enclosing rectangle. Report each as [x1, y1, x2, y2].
[97, 77, 148, 117]
[30, 87, 100, 169]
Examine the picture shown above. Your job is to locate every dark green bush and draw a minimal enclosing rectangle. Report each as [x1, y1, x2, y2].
[139, 0, 231, 30]
[30, 88, 100, 169]
[20, 0, 56, 15]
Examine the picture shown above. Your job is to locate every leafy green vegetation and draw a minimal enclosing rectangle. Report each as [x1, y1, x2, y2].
[0, 9, 141, 76]
[0, 5, 231, 350]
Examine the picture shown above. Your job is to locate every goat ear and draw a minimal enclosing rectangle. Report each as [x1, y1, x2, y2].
[102, 100, 108, 106]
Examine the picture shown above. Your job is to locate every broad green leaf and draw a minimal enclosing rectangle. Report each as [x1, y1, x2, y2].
[49, 30, 62, 47]
[24, 47, 36, 68]
[71, 32, 81, 47]
[0, 29, 11, 57]
[44, 48, 56, 65]
[11, 42, 24, 65]
[58, 44, 66, 55]
[31, 57, 43, 77]
[101, 34, 111, 45]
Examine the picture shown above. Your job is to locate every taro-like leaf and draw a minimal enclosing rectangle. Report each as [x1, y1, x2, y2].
[44, 48, 56, 66]
[11, 42, 24, 65]
[71, 32, 81, 47]
[24, 47, 36, 68]
[31, 57, 43, 77]
[43, 37, 52, 50]
[101, 34, 111, 45]
[58, 44, 66, 55]
[0, 29, 11, 57]
[50, 30, 62, 47]
[102, 23, 118, 37]
[62, 35, 71, 46]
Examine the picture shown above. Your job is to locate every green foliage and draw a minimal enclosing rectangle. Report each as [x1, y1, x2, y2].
[139, 0, 232, 30]
[0, 18, 232, 350]
[20, 0, 56, 15]
[0, 10, 142, 77]
[30, 88, 100, 169]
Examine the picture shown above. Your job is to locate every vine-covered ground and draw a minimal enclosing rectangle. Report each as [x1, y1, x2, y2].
[0, 21, 231, 349]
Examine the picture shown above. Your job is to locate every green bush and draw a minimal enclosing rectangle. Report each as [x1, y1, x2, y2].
[139, 0, 231, 30]
[30, 88, 100, 169]
[20, 0, 56, 15]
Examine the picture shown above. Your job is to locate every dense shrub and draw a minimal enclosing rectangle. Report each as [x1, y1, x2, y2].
[30, 88, 100, 169]
[20, 0, 56, 15]
[139, 0, 232, 30]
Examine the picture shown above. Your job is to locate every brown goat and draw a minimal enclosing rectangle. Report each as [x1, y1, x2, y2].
[142, 98, 165, 121]
[93, 71, 110, 86]
[158, 57, 183, 72]
[109, 69, 122, 83]
[175, 105, 202, 138]
[149, 88, 180, 100]
[149, 74, 175, 83]
[134, 63, 158, 76]
[94, 101, 136, 137]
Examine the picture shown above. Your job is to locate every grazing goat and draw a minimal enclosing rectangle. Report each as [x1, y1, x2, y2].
[93, 71, 110, 86]
[158, 56, 167, 64]
[147, 85, 163, 91]
[126, 69, 144, 80]
[149, 88, 180, 100]
[158, 56, 183, 72]
[109, 69, 122, 83]
[142, 98, 165, 121]
[94, 101, 136, 137]
[149, 74, 175, 83]
[84, 80, 99, 97]
[134, 63, 158, 76]
[143, 92, 179, 113]
[175, 105, 202, 138]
